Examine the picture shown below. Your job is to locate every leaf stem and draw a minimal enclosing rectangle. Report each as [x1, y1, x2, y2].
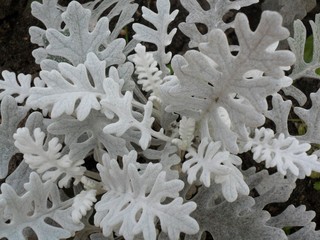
[84, 170, 101, 181]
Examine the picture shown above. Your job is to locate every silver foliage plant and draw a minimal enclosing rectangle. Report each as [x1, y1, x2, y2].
[1, 0, 320, 239]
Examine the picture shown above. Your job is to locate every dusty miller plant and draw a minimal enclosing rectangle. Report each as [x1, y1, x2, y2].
[1, 0, 320, 239]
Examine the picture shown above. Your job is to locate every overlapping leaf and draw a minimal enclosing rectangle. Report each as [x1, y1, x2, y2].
[84, 0, 138, 43]
[29, 0, 63, 48]
[13, 127, 85, 188]
[160, 11, 295, 153]
[0, 96, 28, 179]
[47, 110, 129, 160]
[182, 138, 249, 202]
[0, 71, 32, 103]
[95, 151, 199, 240]
[288, 13, 320, 81]
[30, 1, 126, 70]
[27, 53, 107, 121]
[294, 88, 320, 144]
[0, 172, 83, 239]
[245, 127, 320, 178]
[133, 0, 178, 75]
[100, 69, 155, 150]
[179, 0, 258, 47]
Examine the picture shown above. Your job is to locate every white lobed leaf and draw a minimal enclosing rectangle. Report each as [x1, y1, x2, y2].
[160, 11, 295, 153]
[30, 0, 63, 31]
[13, 127, 85, 187]
[142, 142, 181, 181]
[294, 89, 320, 144]
[265, 93, 292, 136]
[71, 190, 97, 224]
[288, 13, 320, 81]
[262, 0, 316, 42]
[182, 137, 249, 202]
[245, 127, 320, 178]
[29, 0, 63, 50]
[4, 112, 45, 195]
[179, 0, 258, 47]
[0, 172, 83, 239]
[132, 0, 178, 75]
[83, 0, 138, 42]
[129, 43, 163, 94]
[45, 1, 108, 66]
[27, 53, 108, 121]
[95, 151, 199, 240]
[184, 169, 298, 240]
[31, 1, 127, 71]
[47, 111, 129, 160]
[172, 116, 196, 150]
[0, 96, 28, 179]
[101, 71, 155, 150]
[0, 71, 33, 103]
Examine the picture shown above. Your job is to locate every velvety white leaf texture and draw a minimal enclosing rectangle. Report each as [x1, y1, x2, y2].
[0, 172, 83, 239]
[245, 127, 320, 178]
[267, 205, 315, 229]
[182, 137, 249, 202]
[5, 160, 32, 196]
[0, 96, 28, 179]
[129, 43, 163, 93]
[30, 0, 63, 31]
[160, 11, 295, 153]
[172, 116, 196, 150]
[133, 0, 178, 75]
[95, 151, 199, 240]
[265, 93, 292, 136]
[47, 110, 129, 159]
[262, 0, 316, 31]
[185, 187, 287, 240]
[282, 85, 307, 106]
[288, 13, 320, 81]
[179, 0, 258, 47]
[184, 169, 300, 240]
[247, 169, 320, 239]
[14, 127, 85, 187]
[101, 72, 155, 150]
[83, 0, 138, 44]
[45, 1, 108, 65]
[27, 53, 109, 121]
[0, 71, 33, 103]
[71, 190, 97, 224]
[294, 88, 320, 144]
[5, 112, 45, 195]
[29, 0, 63, 52]
[3, 0, 320, 239]
[142, 143, 181, 181]
[31, 1, 127, 71]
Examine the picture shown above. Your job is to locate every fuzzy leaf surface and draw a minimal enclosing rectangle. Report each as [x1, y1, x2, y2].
[182, 138, 249, 202]
[101, 70, 155, 150]
[288, 13, 320, 81]
[47, 110, 129, 160]
[160, 11, 294, 153]
[32, 1, 126, 70]
[0, 71, 33, 103]
[14, 127, 85, 187]
[95, 151, 199, 240]
[27, 53, 108, 121]
[0, 172, 83, 239]
[245, 127, 320, 178]
[294, 89, 320, 144]
[0, 96, 28, 179]
[133, 0, 178, 75]
[179, 0, 258, 47]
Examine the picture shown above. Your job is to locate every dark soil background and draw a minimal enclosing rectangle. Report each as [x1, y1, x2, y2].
[2, 0, 320, 234]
